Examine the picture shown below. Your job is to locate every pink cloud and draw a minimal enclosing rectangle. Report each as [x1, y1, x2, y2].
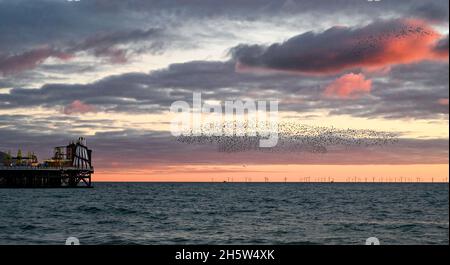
[234, 19, 449, 76]
[324, 73, 372, 99]
[437, 98, 449, 105]
[0, 47, 71, 76]
[0, 28, 158, 75]
[63, 100, 97, 115]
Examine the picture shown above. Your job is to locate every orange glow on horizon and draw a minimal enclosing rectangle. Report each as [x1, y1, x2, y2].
[93, 164, 449, 183]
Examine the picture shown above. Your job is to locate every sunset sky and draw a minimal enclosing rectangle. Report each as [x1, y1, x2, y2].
[0, 0, 448, 182]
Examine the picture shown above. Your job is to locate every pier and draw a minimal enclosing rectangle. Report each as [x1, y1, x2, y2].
[0, 137, 93, 188]
[0, 167, 92, 188]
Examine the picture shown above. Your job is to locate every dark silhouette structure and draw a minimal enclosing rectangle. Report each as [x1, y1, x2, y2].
[0, 137, 93, 188]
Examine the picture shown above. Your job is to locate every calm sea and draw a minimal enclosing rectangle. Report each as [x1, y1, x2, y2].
[0, 183, 448, 245]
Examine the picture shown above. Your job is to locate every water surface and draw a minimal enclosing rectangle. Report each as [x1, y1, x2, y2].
[0, 183, 448, 245]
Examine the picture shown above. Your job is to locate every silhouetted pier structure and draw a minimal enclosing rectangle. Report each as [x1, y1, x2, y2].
[0, 137, 93, 188]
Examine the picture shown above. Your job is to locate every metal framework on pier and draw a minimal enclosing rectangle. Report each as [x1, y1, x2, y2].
[0, 137, 94, 188]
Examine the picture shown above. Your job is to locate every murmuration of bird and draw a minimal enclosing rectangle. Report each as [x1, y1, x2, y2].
[176, 121, 398, 153]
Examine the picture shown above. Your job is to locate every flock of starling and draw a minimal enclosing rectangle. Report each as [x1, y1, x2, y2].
[176, 121, 398, 153]
[350, 22, 432, 58]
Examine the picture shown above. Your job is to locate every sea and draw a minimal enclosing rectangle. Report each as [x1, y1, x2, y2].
[0, 183, 448, 245]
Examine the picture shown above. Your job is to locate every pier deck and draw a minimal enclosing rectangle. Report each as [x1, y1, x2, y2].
[0, 166, 93, 188]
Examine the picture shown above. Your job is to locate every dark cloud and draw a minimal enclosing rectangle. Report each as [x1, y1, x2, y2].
[89, 0, 449, 22]
[0, 59, 448, 119]
[328, 87, 449, 119]
[0, 27, 164, 76]
[0, 128, 447, 169]
[0, 0, 117, 52]
[0, 1, 169, 76]
[1, 1, 447, 55]
[319, 61, 449, 119]
[0, 47, 71, 76]
[0, 114, 123, 135]
[408, 2, 449, 23]
[0, 61, 302, 112]
[434, 35, 449, 56]
[1, 0, 447, 77]
[231, 19, 448, 75]
[67, 28, 164, 63]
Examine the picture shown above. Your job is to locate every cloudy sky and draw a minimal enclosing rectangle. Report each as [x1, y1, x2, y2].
[0, 0, 448, 181]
